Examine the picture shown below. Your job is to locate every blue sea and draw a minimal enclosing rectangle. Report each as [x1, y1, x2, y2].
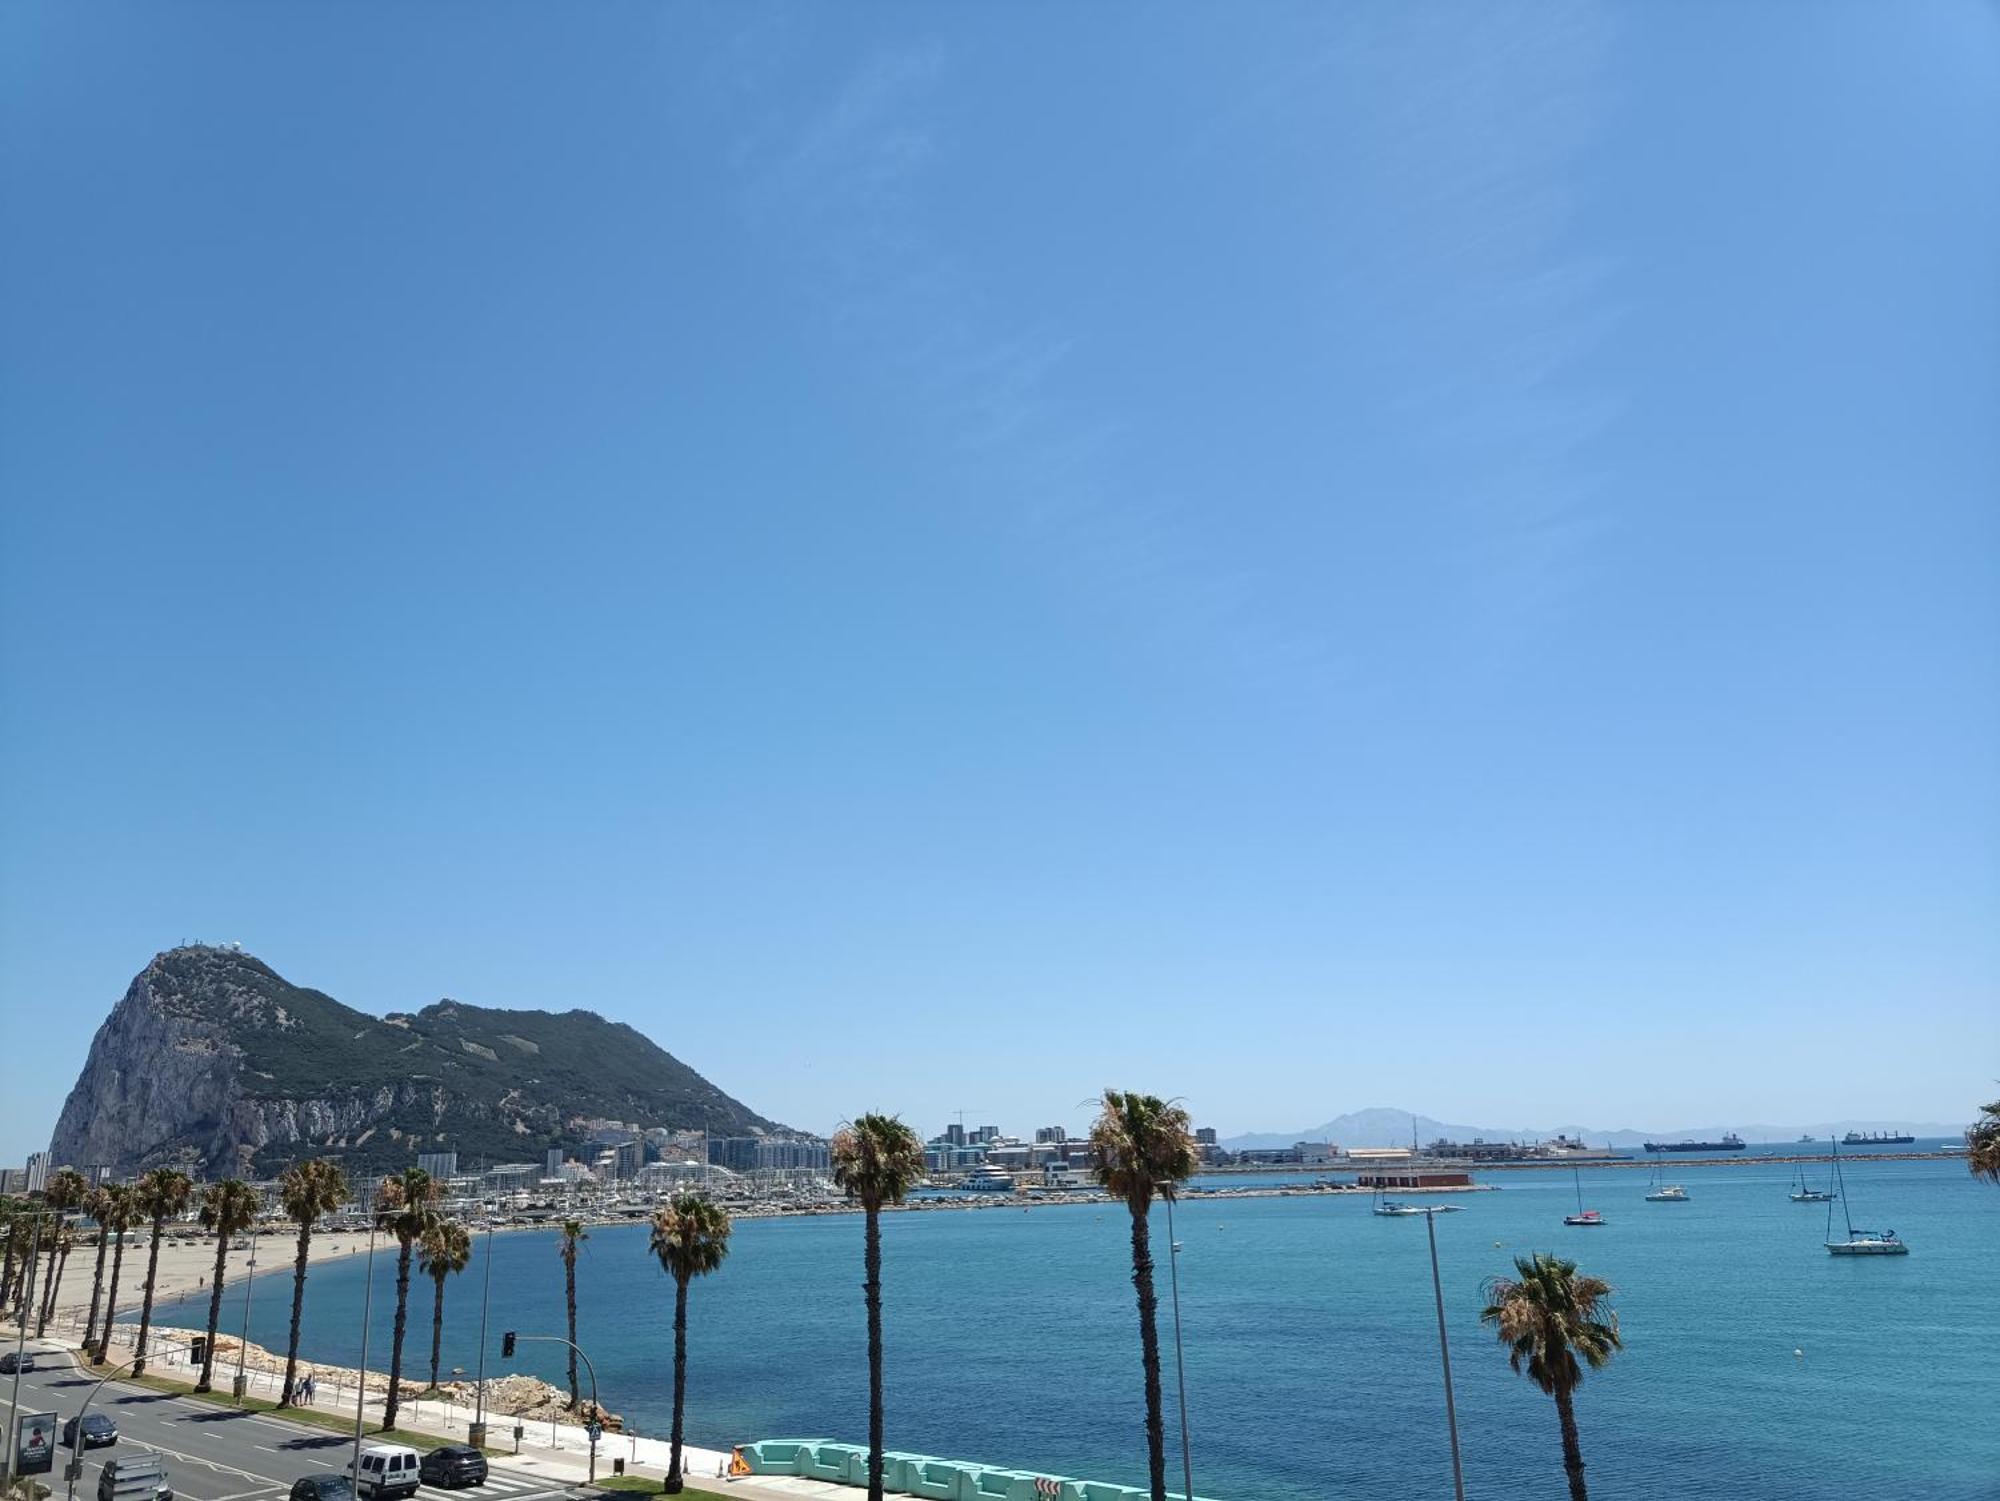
[152, 1151, 2000, 1500]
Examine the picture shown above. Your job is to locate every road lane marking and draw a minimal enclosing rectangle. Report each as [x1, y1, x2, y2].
[140, 1441, 282, 1484]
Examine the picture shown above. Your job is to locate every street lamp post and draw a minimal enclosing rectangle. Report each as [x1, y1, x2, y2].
[234, 1229, 259, 1403]
[350, 1224, 379, 1486]
[1162, 1192, 1194, 1501]
[63, 1339, 201, 1501]
[507, 1334, 602, 1484]
[1421, 1208, 1466, 1501]
[469, 1221, 494, 1448]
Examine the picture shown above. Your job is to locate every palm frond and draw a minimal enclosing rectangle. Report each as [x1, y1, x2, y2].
[1089, 1088, 1199, 1206]
[1967, 1098, 2000, 1185]
[831, 1114, 926, 1208]
[1480, 1252, 1622, 1397]
[649, 1193, 733, 1281]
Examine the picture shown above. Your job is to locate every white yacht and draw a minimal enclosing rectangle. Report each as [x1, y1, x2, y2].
[1643, 1184, 1689, 1202]
[1823, 1138, 1909, 1256]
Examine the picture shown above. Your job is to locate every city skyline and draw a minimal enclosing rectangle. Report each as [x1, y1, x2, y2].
[1, 937, 1980, 1165]
[4, 5, 1995, 1166]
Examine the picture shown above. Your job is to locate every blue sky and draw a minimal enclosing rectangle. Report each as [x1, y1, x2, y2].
[3, 2, 1995, 1163]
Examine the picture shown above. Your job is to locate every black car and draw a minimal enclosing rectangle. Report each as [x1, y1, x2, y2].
[0, 1352, 37, 1374]
[289, 1476, 355, 1501]
[417, 1447, 488, 1489]
[65, 1414, 119, 1449]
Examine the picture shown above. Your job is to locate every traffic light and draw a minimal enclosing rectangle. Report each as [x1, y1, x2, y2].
[501, 1331, 516, 1359]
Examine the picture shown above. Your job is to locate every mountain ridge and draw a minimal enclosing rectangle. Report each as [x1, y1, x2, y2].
[47, 945, 787, 1178]
[1221, 1105, 1964, 1152]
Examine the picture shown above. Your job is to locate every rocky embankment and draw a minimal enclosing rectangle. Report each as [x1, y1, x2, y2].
[206, 1336, 624, 1432]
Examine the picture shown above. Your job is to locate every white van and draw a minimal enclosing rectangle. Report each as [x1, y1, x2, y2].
[348, 1445, 421, 1501]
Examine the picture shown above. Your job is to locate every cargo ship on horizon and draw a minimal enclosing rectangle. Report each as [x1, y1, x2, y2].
[1643, 1132, 1746, 1153]
[1841, 1130, 1915, 1146]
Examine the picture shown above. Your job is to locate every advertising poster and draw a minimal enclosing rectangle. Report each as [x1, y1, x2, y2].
[15, 1411, 56, 1476]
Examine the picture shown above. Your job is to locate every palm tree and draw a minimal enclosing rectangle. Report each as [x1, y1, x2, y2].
[417, 1219, 472, 1392]
[195, 1181, 261, 1391]
[278, 1159, 350, 1405]
[648, 1194, 733, 1494]
[1967, 1099, 2000, 1185]
[830, 1114, 925, 1501]
[80, 1185, 115, 1351]
[36, 1218, 73, 1338]
[375, 1168, 440, 1431]
[0, 1198, 25, 1311]
[93, 1183, 139, 1364]
[1090, 1090, 1198, 1501]
[1482, 1252, 1623, 1501]
[5, 1201, 39, 1324]
[36, 1168, 89, 1335]
[557, 1220, 588, 1411]
[131, 1168, 193, 1375]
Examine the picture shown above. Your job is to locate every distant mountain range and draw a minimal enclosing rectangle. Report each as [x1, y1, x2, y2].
[1220, 1105, 1965, 1152]
[49, 945, 786, 1178]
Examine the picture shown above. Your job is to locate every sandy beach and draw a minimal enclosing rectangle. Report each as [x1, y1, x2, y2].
[36, 1226, 380, 1323]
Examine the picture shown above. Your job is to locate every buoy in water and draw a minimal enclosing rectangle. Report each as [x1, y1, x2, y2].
[1794, 1349, 1803, 1358]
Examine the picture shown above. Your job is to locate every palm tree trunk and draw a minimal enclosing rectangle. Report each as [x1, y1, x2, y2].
[132, 1214, 167, 1375]
[564, 1254, 580, 1412]
[97, 1236, 127, 1364]
[38, 1229, 68, 1336]
[1126, 1199, 1168, 1501]
[384, 1240, 413, 1429]
[196, 1231, 230, 1391]
[1554, 1385, 1589, 1501]
[82, 1230, 111, 1352]
[666, 1272, 690, 1494]
[37, 1230, 69, 1336]
[429, 1273, 446, 1391]
[280, 1221, 312, 1405]
[863, 1201, 885, 1501]
[10, 1233, 36, 1328]
[1, 1227, 18, 1307]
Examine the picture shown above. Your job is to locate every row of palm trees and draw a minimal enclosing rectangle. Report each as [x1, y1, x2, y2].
[13, 1092, 1996, 1501]
[821, 1094, 1620, 1501]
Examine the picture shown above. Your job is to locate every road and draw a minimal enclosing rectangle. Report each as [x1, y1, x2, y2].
[2, 1349, 589, 1501]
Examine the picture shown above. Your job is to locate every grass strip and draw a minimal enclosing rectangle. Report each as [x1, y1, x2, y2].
[584, 1478, 731, 1498]
[79, 1363, 496, 1454]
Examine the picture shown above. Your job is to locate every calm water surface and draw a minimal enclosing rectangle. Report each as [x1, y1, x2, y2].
[154, 1155, 2000, 1500]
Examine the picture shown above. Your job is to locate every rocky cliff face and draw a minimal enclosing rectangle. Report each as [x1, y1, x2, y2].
[49, 946, 784, 1178]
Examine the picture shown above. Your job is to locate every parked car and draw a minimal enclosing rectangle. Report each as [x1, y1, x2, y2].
[98, 1455, 173, 1501]
[64, 1413, 119, 1448]
[0, 1352, 38, 1374]
[417, 1446, 488, 1490]
[348, 1445, 421, 1501]
[288, 1475, 355, 1501]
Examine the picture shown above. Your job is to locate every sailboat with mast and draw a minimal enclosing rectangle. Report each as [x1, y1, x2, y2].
[1790, 1142, 1837, 1203]
[1642, 1162, 1688, 1202]
[1823, 1136, 1908, 1255]
[1563, 1165, 1604, 1226]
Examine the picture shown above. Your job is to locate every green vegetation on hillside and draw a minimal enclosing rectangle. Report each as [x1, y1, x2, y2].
[137, 947, 782, 1175]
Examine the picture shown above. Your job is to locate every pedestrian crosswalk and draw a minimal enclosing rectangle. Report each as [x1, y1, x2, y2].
[457, 1470, 572, 1497]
